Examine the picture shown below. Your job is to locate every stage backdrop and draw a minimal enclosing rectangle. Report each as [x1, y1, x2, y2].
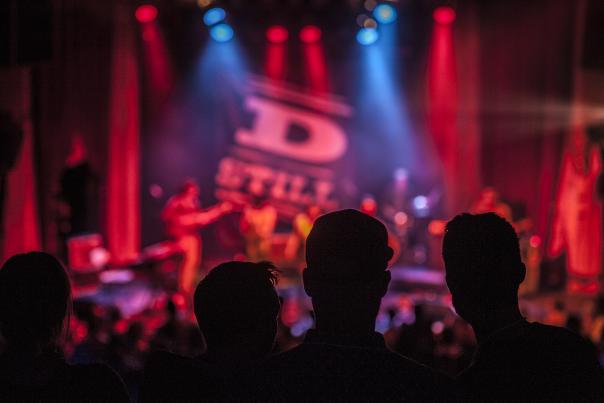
[139, 5, 449, 249]
[18, 0, 598, 280]
[138, 0, 585, 261]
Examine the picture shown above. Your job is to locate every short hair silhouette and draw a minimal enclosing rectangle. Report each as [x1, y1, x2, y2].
[305, 209, 392, 283]
[442, 213, 604, 402]
[194, 261, 280, 356]
[0, 252, 71, 350]
[304, 209, 393, 331]
[443, 212, 525, 319]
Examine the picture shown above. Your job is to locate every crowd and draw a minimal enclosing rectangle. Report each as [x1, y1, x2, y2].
[0, 210, 603, 402]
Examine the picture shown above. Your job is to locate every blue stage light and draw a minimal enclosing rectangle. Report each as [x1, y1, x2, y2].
[413, 195, 428, 210]
[356, 28, 379, 45]
[373, 4, 397, 24]
[203, 7, 226, 26]
[210, 23, 234, 42]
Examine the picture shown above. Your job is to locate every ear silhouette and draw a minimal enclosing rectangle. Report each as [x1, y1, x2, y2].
[386, 246, 394, 263]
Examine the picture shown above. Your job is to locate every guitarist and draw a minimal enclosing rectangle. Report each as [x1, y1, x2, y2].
[161, 180, 232, 298]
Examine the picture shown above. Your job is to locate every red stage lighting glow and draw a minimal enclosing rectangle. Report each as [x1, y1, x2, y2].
[135, 4, 158, 23]
[299, 25, 322, 44]
[266, 25, 289, 44]
[266, 43, 287, 81]
[428, 4, 459, 214]
[433, 6, 456, 25]
[529, 235, 542, 248]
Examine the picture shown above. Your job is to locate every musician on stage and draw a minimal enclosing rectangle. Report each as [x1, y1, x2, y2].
[161, 179, 232, 297]
[240, 195, 277, 261]
[285, 204, 322, 265]
[470, 187, 513, 222]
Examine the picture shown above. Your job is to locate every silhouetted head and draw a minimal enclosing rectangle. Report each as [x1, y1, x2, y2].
[0, 252, 72, 352]
[304, 209, 393, 334]
[66, 134, 87, 167]
[479, 187, 499, 205]
[595, 295, 604, 316]
[565, 314, 582, 335]
[194, 261, 280, 359]
[443, 213, 525, 326]
[180, 179, 200, 198]
[250, 194, 268, 208]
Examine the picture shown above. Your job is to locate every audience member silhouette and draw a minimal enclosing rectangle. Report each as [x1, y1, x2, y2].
[149, 299, 205, 357]
[139, 261, 280, 402]
[0, 252, 129, 402]
[394, 304, 437, 368]
[443, 213, 604, 402]
[261, 209, 452, 402]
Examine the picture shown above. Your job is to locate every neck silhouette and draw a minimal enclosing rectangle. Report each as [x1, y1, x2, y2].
[471, 305, 524, 344]
[312, 296, 381, 338]
[314, 315, 377, 337]
[204, 339, 271, 370]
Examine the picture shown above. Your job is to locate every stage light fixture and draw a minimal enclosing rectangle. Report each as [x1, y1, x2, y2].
[433, 6, 456, 25]
[210, 23, 234, 42]
[197, 0, 213, 8]
[529, 235, 542, 248]
[356, 27, 379, 45]
[364, 0, 377, 11]
[373, 3, 397, 24]
[135, 4, 158, 23]
[356, 14, 369, 27]
[266, 25, 289, 44]
[203, 7, 226, 26]
[299, 25, 322, 44]
[413, 195, 428, 210]
[363, 18, 378, 29]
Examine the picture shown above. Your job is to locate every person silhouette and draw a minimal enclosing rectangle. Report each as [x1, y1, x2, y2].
[443, 213, 604, 402]
[260, 209, 452, 402]
[139, 261, 280, 402]
[0, 252, 129, 402]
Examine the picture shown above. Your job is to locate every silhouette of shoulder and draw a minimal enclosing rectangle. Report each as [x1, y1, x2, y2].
[72, 362, 130, 402]
[140, 350, 222, 402]
[0, 353, 129, 403]
[141, 350, 264, 402]
[260, 330, 453, 402]
[459, 321, 604, 402]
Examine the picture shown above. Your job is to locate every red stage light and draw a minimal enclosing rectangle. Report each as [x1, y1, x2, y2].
[529, 235, 542, 248]
[299, 25, 322, 44]
[266, 25, 289, 44]
[433, 6, 456, 25]
[135, 4, 158, 23]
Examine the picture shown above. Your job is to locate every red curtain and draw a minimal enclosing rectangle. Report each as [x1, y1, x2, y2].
[477, 0, 576, 240]
[35, 0, 113, 254]
[427, 16, 460, 216]
[427, 4, 482, 216]
[32, 1, 142, 263]
[106, 3, 141, 264]
[549, 0, 602, 293]
[0, 68, 41, 260]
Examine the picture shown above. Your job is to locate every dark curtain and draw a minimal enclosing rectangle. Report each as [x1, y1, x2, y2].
[34, 0, 114, 254]
[478, 0, 577, 240]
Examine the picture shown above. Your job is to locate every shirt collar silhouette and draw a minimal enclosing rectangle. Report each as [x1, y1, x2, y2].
[304, 329, 387, 350]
